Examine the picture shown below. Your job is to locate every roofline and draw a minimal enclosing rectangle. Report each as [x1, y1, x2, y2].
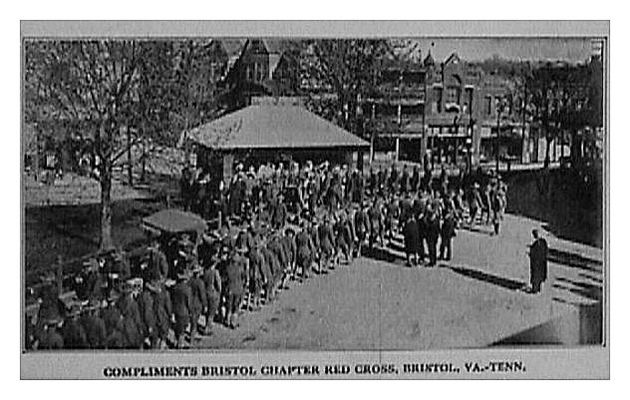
[193, 142, 369, 151]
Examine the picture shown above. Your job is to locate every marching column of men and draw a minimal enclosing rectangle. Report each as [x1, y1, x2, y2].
[27, 160, 514, 350]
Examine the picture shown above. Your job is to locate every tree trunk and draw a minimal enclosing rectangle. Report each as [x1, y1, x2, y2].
[99, 158, 113, 250]
[544, 135, 552, 168]
[127, 126, 133, 186]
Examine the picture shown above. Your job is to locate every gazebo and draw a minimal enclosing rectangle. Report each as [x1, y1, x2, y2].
[186, 102, 369, 181]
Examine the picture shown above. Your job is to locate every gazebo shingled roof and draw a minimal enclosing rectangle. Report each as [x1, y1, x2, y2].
[188, 104, 369, 151]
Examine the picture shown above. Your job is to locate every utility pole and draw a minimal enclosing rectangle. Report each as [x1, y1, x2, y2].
[496, 99, 501, 174]
[521, 82, 527, 164]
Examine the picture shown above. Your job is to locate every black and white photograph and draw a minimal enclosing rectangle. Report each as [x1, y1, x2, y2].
[19, 20, 609, 379]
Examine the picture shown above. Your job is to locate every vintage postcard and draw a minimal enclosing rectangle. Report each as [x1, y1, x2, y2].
[20, 20, 609, 379]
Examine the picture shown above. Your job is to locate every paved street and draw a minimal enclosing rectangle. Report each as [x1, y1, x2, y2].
[195, 213, 603, 350]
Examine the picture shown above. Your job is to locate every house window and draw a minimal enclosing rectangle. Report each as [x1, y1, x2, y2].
[485, 96, 493, 115]
[446, 86, 461, 104]
[465, 87, 474, 110]
[434, 88, 443, 113]
[255, 62, 265, 82]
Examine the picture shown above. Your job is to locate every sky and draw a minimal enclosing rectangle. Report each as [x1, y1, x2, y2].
[402, 38, 597, 63]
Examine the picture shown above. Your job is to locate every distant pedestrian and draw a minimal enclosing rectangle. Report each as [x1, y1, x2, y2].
[439, 212, 456, 261]
[528, 229, 548, 294]
[425, 213, 440, 267]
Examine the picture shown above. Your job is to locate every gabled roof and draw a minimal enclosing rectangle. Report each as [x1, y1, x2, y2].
[423, 51, 435, 66]
[444, 52, 461, 65]
[188, 104, 369, 150]
[220, 38, 247, 57]
[262, 39, 297, 55]
[268, 53, 282, 77]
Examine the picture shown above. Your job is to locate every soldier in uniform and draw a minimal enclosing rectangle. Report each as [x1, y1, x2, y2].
[147, 238, 169, 283]
[171, 271, 192, 348]
[439, 211, 457, 261]
[318, 214, 336, 271]
[110, 248, 131, 282]
[100, 293, 125, 349]
[295, 219, 314, 280]
[80, 302, 107, 349]
[138, 282, 158, 348]
[386, 164, 396, 195]
[269, 233, 287, 286]
[410, 165, 420, 193]
[138, 282, 159, 348]
[354, 202, 370, 257]
[151, 281, 173, 349]
[118, 282, 144, 349]
[271, 194, 288, 229]
[37, 318, 64, 350]
[403, 214, 421, 266]
[307, 216, 321, 273]
[61, 307, 88, 349]
[368, 198, 384, 249]
[400, 164, 409, 195]
[201, 250, 222, 333]
[225, 247, 247, 329]
[425, 212, 440, 267]
[246, 239, 264, 311]
[468, 182, 482, 226]
[281, 227, 297, 284]
[259, 241, 276, 303]
[81, 258, 105, 303]
[189, 264, 207, 340]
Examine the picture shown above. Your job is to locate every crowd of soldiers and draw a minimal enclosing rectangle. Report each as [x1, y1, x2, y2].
[27, 159, 508, 351]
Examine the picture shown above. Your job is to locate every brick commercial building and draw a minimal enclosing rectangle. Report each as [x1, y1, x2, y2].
[364, 51, 532, 170]
[362, 46, 604, 170]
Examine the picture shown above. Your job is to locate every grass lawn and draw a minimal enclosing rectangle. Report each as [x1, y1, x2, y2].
[24, 198, 165, 285]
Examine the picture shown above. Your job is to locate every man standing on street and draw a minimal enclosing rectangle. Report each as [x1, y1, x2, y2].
[528, 229, 548, 294]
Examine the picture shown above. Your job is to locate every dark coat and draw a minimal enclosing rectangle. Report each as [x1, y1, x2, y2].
[259, 248, 275, 284]
[202, 267, 222, 298]
[272, 202, 288, 228]
[138, 290, 157, 334]
[225, 255, 246, 295]
[61, 317, 88, 349]
[247, 250, 263, 289]
[38, 327, 64, 350]
[425, 216, 440, 243]
[116, 293, 144, 336]
[281, 235, 297, 266]
[189, 276, 207, 316]
[171, 281, 192, 320]
[101, 305, 122, 336]
[152, 287, 172, 338]
[80, 313, 107, 349]
[121, 314, 143, 349]
[354, 208, 370, 241]
[318, 222, 336, 255]
[529, 238, 548, 284]
[440, 215, 456, 239]
[148, 248, 169, 282]
[403, 218, 421, 254]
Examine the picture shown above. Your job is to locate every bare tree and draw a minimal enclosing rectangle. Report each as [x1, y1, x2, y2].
[25, 40, 141, 249]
